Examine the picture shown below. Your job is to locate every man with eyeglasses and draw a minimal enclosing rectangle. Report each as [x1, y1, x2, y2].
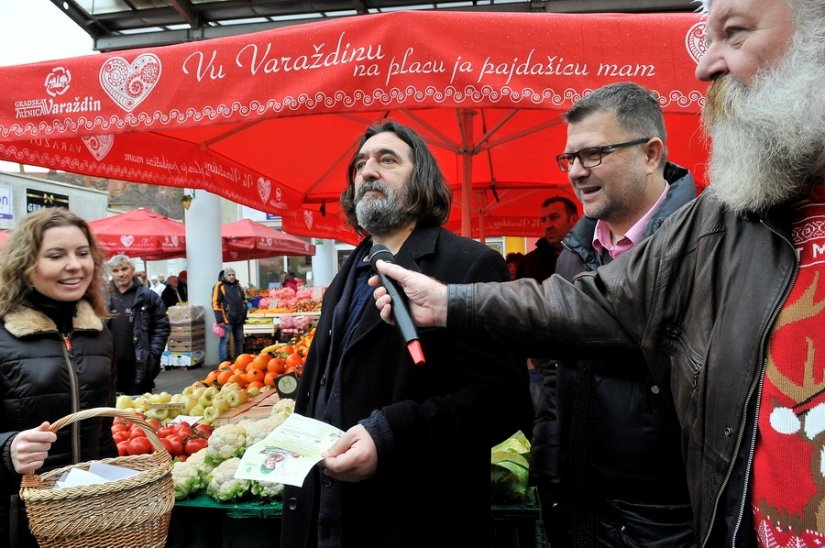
[373, 0, 825, 544]
[516, 196, 578, 283]
[528, 82, 697, 547]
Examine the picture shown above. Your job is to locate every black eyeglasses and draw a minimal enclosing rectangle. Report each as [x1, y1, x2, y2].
[556, 137, 651, 172]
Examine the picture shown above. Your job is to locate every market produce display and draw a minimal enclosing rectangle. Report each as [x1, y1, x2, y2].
[172, 398, 296, 502]
[110, 411, 213, 458]
[247, 287, 322, 315]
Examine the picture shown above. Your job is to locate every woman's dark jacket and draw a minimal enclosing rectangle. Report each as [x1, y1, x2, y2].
[536, 163, 697, 546]
[281, 225, 533, 548]
[447, 191, 800, 547]
[0, 300, 116, 547]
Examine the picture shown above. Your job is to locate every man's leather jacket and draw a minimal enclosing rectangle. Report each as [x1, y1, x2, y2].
[447, 192, 797, 547]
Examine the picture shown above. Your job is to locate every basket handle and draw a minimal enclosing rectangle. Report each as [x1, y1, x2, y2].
[50, 407, 166, 453]
[20, 407, 171, 487]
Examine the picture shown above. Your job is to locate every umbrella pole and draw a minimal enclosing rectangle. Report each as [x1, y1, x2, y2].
[460, 110, 475, 239]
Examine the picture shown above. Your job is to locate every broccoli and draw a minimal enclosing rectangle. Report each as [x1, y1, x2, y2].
[206, 457, 251, 502]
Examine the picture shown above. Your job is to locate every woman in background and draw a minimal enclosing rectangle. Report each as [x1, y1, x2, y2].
[0, 208, 117, 547]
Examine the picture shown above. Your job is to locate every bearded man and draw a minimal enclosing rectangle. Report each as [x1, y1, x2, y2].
[371, 1, 825, 546]
[279, 120, 531, 548]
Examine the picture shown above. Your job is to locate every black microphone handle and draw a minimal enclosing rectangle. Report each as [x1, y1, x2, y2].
[375, 270, 420, 343]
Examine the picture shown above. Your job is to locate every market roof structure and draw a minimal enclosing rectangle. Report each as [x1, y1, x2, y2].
[51, 0, 698, 52]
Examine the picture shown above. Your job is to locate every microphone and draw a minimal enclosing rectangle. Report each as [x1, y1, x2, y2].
[369, 244, 426, 366]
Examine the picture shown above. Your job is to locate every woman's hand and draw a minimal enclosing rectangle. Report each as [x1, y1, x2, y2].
[11, 422, 57, 474]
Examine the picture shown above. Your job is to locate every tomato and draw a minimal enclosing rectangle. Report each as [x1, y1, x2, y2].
[117, 441, 130, 457]
[128, 426, 147, 439]
[111, 423, 130, 435]
[112, 431, 129, 444]
[166, 435, 185, 457]
[127, 436, 154, 455]
[160, 435, 184, 457]
[184, 437, 208, 456]
[173, 424, 193, 438]
[144, 418, 161, 432]
[194, 423, 213, 437]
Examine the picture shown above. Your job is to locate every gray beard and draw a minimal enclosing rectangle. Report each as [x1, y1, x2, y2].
[354, 180, 411, 236]
[702, 16, 825, 214]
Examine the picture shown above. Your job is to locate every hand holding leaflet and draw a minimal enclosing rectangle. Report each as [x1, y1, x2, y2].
[235, 413, 344, 487]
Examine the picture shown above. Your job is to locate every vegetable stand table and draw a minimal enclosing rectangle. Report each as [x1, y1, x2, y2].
[168, 493, 282, 547]
[168, 489, 543, 547]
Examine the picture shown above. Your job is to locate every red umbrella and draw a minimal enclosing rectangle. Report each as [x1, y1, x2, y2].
[88, 208, 186, 260]
[222, 218, 315, 261]
[0, 11, 709, 241]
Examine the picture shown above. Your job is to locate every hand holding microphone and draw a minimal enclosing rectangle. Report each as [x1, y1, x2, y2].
[369, 244, 426, 366]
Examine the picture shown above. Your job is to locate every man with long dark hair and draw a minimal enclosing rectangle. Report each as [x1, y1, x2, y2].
[280, 120, 531, 548]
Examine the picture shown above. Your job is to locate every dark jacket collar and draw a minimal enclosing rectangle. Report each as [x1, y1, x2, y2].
[562, 162, 697, 270]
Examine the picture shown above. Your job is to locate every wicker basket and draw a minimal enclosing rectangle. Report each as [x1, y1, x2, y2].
[19, 407, 175, 548]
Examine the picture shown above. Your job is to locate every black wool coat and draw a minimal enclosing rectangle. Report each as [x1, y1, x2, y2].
[281, 225, 533, 548]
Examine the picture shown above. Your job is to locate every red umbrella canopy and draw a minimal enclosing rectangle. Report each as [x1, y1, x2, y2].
[88, 208, 186, 260]
[0, 11, 709, 240]
[222, 218, 316, 261]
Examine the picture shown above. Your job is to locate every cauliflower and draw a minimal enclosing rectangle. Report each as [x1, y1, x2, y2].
[206, 457, 251, 502]
[205, 423, 247, 465]
[250, 480, 284, 500]
[240, 416, 280, 447]
[186, 447, 215, 478]
[171, 461, 201, 500]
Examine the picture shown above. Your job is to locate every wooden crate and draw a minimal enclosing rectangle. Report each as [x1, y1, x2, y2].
[214, 389, 281, 425]
[170, 322, 206, 336]
[167, 333, 206, 352]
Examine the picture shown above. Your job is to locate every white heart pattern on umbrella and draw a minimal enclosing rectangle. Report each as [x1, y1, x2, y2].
[99, 54, 162, 112]
[304, 210, 314, 230]
[684, 22, 707, 65]
[257, 177, 271, 203]
[81, 134, 114, 161]
[120, 234, 135, 247]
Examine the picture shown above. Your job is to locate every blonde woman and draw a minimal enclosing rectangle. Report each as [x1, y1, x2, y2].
[0, 208, 116, 547]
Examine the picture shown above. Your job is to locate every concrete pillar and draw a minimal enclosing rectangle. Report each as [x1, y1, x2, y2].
[310, 238, 337, 287]
[184, 190, 222, 367]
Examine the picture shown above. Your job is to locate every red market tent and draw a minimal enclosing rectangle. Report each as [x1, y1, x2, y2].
[88, 208, 186, 260]
[222, 218, 316, 261]
[0, 11, 709, 241]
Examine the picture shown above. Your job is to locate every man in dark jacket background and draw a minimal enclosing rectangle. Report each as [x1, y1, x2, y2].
[533, 82, 697, 546]
[107, 254, 170, 394]
[516, 196, 577, 282]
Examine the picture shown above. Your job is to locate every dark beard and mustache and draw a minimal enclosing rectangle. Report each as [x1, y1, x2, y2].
[354, 180, 413, 236]
[701, 16, 825, 214]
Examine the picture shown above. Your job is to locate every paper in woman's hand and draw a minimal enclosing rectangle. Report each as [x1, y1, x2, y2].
[234, 413, 344, 487]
